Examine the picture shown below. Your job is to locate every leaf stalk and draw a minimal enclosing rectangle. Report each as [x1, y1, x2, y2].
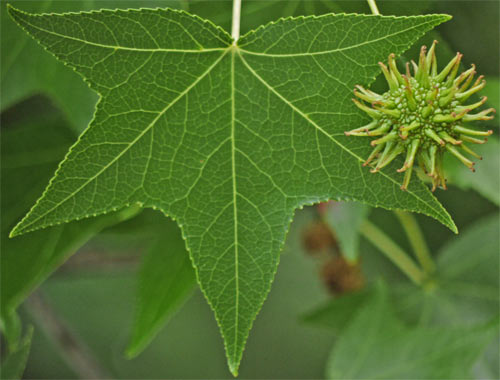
[231, 0, 242, 42]
[360, 220, 425, 286]
[393, 210, 435, 274]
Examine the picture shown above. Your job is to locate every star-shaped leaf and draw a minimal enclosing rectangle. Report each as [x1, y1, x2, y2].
[8, 6, 454, 374]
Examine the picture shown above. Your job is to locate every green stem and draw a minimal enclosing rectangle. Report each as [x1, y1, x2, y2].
[367, 0, 380, 15]
[360, 220, 425, 285]
[231, 0, 242, 42]
[394, 210, 436, 274]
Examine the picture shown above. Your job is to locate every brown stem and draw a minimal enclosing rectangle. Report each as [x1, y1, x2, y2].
[25, 292, 110, 379]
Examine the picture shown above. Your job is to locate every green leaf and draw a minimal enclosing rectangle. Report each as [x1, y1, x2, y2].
[395, 212, 499, 326]
[0, 326, 34, 380]
[0, 96, 139, 317]
[324, 202, 370, 262]
[7, 6, 454, 374]
[326, 282, 499, 379]
[127, 217, 196, 358]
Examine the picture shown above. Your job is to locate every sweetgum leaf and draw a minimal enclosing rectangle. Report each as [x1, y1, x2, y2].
[7, 6, 454, 374]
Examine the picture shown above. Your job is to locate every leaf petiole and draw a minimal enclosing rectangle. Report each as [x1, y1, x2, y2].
[394, 210, 436, 274]
[360, 220, 425, 285]
[232, 0, 242, 42]
[367, 0, 381, 15]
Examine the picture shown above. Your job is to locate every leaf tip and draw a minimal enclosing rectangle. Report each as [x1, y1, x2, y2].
[6, 3, 19, 16]
[443, 14, 453, 22]
[8, 226, 21, 239]
[229, 364, 239, 377]
[124, 345, 138, 360]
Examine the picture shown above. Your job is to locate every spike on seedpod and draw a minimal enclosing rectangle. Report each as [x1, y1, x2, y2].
[438, 85, 458, 108]
[366, 123, 392, 136]
[456, 79, 486, 102]
[388, 53, 404, 85]
[355, 85, 383, 101]
[439, 131, 462, 145]
[371, 131, 398, 146]
[379, 62, 398, 92]
[373, 106, 401, 118]
[462, 107, 495, 122]
[421, 105, 433, 119]
[455, 96, 488, 114]
[453, 125, 493, 136]
[418, 149, 432, 175]
[402, 75, 417, 111]
[426, 145, 438, 178]
[371, 143, 404, 172]
[417, 45, 430, 87]
[363, 144, 384, 166]
[405, 62, 412, 78]
[455, 64, 475, 88]
[344, 43, 495, 191]
[397, 139, 420, 173]
[426, 40, 438, 76]
[354, 89, 380, 104]
[426, 86, 439, 102]
[352, 98, 382, 119]
[344, 120, 378, 136]
[444, 54, 463, 87]
[424, 128, 445, 146]
[411, 60, 419, 77]
[435, 52, 462, 83]
[446, 145, 476, 171]
[460, 143, 482, 160]
[460, 135, 487, 144]
[400, 121, 421, 132]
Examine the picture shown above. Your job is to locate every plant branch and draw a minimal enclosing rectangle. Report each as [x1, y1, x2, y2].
[56, 249, 140, 275]
[367, 0, 380, 15]
[394, 210, 435, 274]
[360, 220, 425, 285]
[231, 0, 242, 43]
[25, 292, 110, 379]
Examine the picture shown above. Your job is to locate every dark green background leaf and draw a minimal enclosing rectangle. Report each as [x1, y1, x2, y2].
[1, 96, 139, 324]
[326, 283, 498, 379]
[127, 216, 196, 358]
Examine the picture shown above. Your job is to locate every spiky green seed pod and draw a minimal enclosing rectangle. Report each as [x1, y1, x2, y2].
[346, 41, 495, 191]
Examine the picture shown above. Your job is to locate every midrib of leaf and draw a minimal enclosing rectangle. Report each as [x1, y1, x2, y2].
[10, 49, 230, 237]
[230, 47, 240, 368]
[237, 50, 449, 225]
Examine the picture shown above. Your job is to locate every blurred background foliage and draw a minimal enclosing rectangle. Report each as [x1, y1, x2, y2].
[1, 0, 498, 379]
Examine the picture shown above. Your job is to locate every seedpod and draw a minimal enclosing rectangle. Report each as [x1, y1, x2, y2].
[346, 41, 496, 191]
